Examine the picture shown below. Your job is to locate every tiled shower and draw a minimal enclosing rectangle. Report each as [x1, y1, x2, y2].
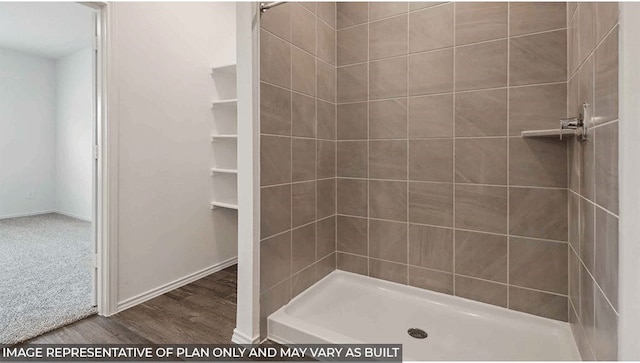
[259, 2, 619, 360]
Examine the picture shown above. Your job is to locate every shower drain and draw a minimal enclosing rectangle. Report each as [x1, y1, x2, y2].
[407, 328, 428, 339]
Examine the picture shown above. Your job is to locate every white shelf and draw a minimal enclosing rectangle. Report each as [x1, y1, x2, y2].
[211, 64, 236, 74]
[211, 99, 237, 106]
[521, 129, 576, 138]
[211, 168, 238, 175]
[211, 201, 238, 210]
[211, 134, 238, 141]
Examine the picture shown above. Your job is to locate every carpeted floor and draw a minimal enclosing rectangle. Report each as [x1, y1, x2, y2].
[0, 213, 96, 345]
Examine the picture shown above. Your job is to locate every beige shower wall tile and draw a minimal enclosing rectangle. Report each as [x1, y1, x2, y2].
[409, 182, 454, 227]
[337, 63, 368, 102]
[509, 83, 567, 136]
[261, 2, 291, 42]
[369, 14, 408, 60]
[455, 184, 508, 234]
[455, 275, 507, 308]
[317, 216, 336, 259]
[292, 181, 316, 228]
[317, 19, 335, 65]
[595, 121, 619, 215]
[260, 231, 292, 292]
[369, 140, 407, 180]
[409, 266, 453, 295]
[409, 224, 453, 272]
[455, 89, 507, 137]
[337, 141, 367, 178]
[409, 94, 453, 138]
[291, 264, 317, 298]
[369, 258, 408, 284]
[317, 252, 336, 280]
[509, 187, 567, 241]
[595, 207, 618, 309]
[317, 100, 336, 140]
[455, 138, 507, 185]
[369, 99, 408, 139]
[509, 286, 568, 321]
[509, 137, 567, 188]
[317, 60, 336, 102]
[369, 219, 408, 263]
[292, 3, 316, 55]
[317, 2, 336, 29]
[292, 138, 316, 182]
[595, 2, 618, 44]
[261, 184, 292, 239]
[408, 49, 454, 96]
[337, 2, 368, 29]
[292, 223, 316, 273]
[261, 82, 291, 136]
[455, 40, 507, 91]
[260, 30, 291, 88]
[317, 178, 336, 219]
[337, 252, 367, 275]
[337, 178, 368, 217]
[292, 47, 316, 96]
[337, 215, 367, 255]
[593, 287, 618, 360]
[369, 56, 408, 99]
[409, 139, 453, 182]
[317, 140, 336, 178]
[455, 2, 507, 45]
[337, 102, 367, 140]
[409, 4, 454, 53]
[509, 2, 567, 37]
[261, 135, 291, 186]
[455, 230, 507, 283]
[578, 3, 596, 66]
[369, 2, 407, 21]
[594, 29, 618, 126]
[569, 246, 580, 316]
[510, 30, 567, 86]
[369, 180, 407, 222]
[580, 198, 595, 273]
[260, 279, 290, 338]
[291, 92, 316, 138]
[509, 237, 568, 295]
[337, 24, 367, 66]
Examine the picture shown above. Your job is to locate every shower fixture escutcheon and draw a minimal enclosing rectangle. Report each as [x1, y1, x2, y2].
[560, 103, 590, 142]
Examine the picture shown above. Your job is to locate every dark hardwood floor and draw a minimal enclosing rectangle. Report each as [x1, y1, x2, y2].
[27, 265, 238, 344]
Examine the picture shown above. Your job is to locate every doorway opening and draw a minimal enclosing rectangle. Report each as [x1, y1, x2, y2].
[0, 2, 102, 344]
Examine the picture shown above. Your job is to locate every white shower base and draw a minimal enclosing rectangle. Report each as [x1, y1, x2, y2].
[268, 270, 580, 361]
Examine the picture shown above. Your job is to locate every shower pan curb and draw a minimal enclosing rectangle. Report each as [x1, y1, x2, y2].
[268, 271, 581, 361]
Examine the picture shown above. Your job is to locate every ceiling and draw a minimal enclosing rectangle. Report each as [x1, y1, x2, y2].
[0, 2, 94, 59]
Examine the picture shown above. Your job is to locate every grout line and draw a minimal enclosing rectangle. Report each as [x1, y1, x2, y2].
[506, 1, 511, 309]
[366, 2, 370, 278]
[406, 1, 410, 285]
[452, 1, 457, 296]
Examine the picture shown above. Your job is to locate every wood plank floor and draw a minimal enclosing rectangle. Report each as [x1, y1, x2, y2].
[26, 265, 238, 344]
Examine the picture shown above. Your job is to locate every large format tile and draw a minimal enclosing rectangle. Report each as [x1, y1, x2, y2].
[580, 198, 595, 273]
[455, 40, 507, 91]
[595, 122, 618, 214]
[291, 223, 316, 273]
[455, 2, 507, 45]
[455, 89, 507, 137]
[292, 138, 316, 182]
[317, 178, 336, 219]
[292, 264, 318, 298]
[292, 3, 316, 55]
[509, 3, 566, 36]
[509, 137, 567, 188]
[337, 24, 368, 66]
[261, 135, 291, 186]
[509, 83, 567, 135]
[337, 141, 367, 177]
[408, 139, 453, 182]
[369, 2, 407, 21]
[260, 231, 292, 292]
[408, 94, 454, 138]
[317, 217, 336, 259]
[317, 2, 336, 29]
[369, 14, 408, 60]
[455, 184, 507, 234]
[369, 57, 408, 99]
[369, 99, 408, 139]
[595, 206, 618, 309]
[455, 275, 507, 308]
[317, 20, 335, 65]
[260, 82, 291, 136]
[369, 219, 408, 263]
[369, 140, 408, 180]
[408, 224, 453, 272]
[337, 2, 368, 29]
[317, 60, 336, 102]
[317, 140, 336, 178]
[509, 187, 567, 241]
[291, 47, 316, 96]
[260, 30, 291, 88]
[509, 237, 568, 295]
[510, 30, 567, 86]
[291, 92, 316, 137]
[508, 286, 568, 321]
[409, 182, 454, 227]
[337, 102, 368, 140]
[260, 279, 291, 338]
[408, 49, 454, 95]
[337, 215, 367, 255]
[292, 181, 316, 228]
[337, 252, 368, 275]
[595, 3, 618, 44]
[594, 29, 618, 126]
[369, 258, 408, 284]
[455, 230, 507, 283]
[593, 288, 618, 360]
[409, 266, 453, 295]
[337, 63, 368, 102]
[455, 138, 507, 185]
[337, 178, 368, 217]
[369, 180, 407, 221]
[261, 2, 291, 41]
[317, 100, 336, 140]
[409, 3, 454, 53]
[261, 184, 292, 239]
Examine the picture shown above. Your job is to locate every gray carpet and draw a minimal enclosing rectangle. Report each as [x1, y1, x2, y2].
[0, 213, 97, 344]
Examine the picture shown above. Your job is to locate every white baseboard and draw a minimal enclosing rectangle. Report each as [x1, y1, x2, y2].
[232, 328, 260, 344]
[117, 256, 238, 312]
[53, 210, 92, 222]
[0, 210, 56, 220]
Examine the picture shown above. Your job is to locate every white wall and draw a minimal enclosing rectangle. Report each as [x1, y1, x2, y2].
[0, 48, 57, 218]
[109, 2, 238, 306]
[56, 47, 93, 221]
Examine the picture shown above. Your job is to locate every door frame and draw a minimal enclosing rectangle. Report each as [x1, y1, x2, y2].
[80, 1, 118, 316]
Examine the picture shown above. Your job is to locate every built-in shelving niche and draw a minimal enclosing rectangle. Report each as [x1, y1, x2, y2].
[210, 64, 238, 210]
